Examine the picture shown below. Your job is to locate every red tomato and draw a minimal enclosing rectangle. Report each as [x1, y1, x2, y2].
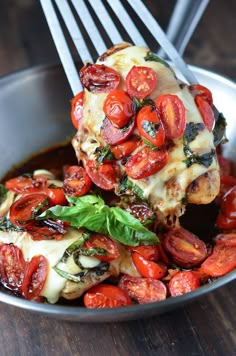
[127, 202, 155, 225]
[163, 227, 207, 268]
[217, 155, 232, 176]
[137, 106, 165, 147]
[220, 186, 236, 220]
[195, 95, 215, 131]
[216, 213, 236, 230]
[118, 275, 167, 304]
[45, 187, 67, 206]
[201, 245, 236, 277]
[157, 244, 171, 266]
[85, 233, 120, 261]
[219, 175, 236, 200]
[155, 94, 186, 139]
[101, 117, 136, 145]
[9, 193, 50, 227]
[71, 91, 84, 130]
[21, 255, 48, 300]
[26, 224, 64, 241]
[128, 245, 159, 261]
[169, 271, 200, 297]
[5, 175, 47, 194]
[80, 63, 120, 93]
[125, 146, 168, 179]
[103, 90, 135, 128]
[132, 252, 167, 279]
[63, 166, 92, 197]
[213, 233, 236, 247]
[84, 284, 132, 308]
[126, 66, 157, 98]
[110, 136, 141, 160]
[0, 244, 26, 291]
[85, 159, 118, 191]
[189, 84, 213, 106]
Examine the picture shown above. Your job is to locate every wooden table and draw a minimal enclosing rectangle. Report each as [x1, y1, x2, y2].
[0, 1, 236, 355]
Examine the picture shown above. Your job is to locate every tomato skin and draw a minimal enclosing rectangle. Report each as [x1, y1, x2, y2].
[85, 233, 120, 261]
[5, 175, 47, 194]
[220, 186, 236, 220]
[155, 94, 186, 139]
[118, 275, 167, 304]
[63, 166, 92, 197]
[137, 106, 165, 147]
[103, 90, 135, 128]
[111, 136, 141, 160]
[128, 245, 159, 261]
[201, 245, 236, 277]
[21, 255, 48, 300]
[84, 284, 132, 308]
[189, 84, 213, 106]
[126, 66, 157, 99]
[9, 193, 50, 227]
[85, 159, 118, 191]
[163, 227, 207, 268]
[101, 117, 136, 146]
[213, 233, 236, 247]
[71, 91, 84, 130]
[26, 223, 64, 241]
[0, 244, 26, 291]
[132, 252, 167, 279]
[217, 155, 232, 176]
[125, 146, 168, 179]
[127, 202, 155, 225]
[45, 187, 67, 206]
[195, 95, 215, 131]
[219, 175, 236, 201]
[216, 213, 236, 230]
[80, 63, 120, 93]
[157, 244, 171, 266]
[169, 271, 200, 297]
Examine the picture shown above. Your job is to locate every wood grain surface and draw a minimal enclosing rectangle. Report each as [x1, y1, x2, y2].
[0, 1, 236, 355]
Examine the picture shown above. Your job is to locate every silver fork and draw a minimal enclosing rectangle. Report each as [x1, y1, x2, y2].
[40, 0, 208, 96]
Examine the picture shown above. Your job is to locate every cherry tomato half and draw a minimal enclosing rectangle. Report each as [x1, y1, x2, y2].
[80, 63, 120, 93]
[195, 95, 215, 131]
[21, 255, 48, 300]
[63, 166, 92, 197]
[103, 90, 135, 128]
[84, 284, 132, 308]
[126, 202, 155, 225]
[220, 186, 236, 220]
[125, 146, 168, 179]
[128, 245, 159, 261]
[45, 187, 67, 206]
[163, 227, 207, 268]
[219, 175, 236, 201]
[5, 175, 47, 194]
[155, 94, 186, 139]
[0, 244, 26, 291]
[26, 224, 64, 241]
[217, 154, 232, 176]
[216, 213, 236, 230]
[9, 193, 50, 227]
[85, 159, 118, 191]
[85, 233, 120, 261]
[71, 91, 84, 130]
[110, 136, 141, 160]
[132, 252, 167, 279]
[101, 117, 136, 146]
[118, 275, 167, 304]
[126, 66, 157, 99]
[200, 245, 236, 277]
[137, 105, 165, 147]
[213, 233, 236, 247]
[189, 84, 213, 106]
[169, 271, 200, 297]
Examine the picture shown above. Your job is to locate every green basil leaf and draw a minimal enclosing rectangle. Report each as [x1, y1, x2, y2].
[213, 112, 228, 146]
[0, 184, 9, 205]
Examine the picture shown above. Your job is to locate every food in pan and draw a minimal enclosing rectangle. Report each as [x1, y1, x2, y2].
[0, 44, 235, 308]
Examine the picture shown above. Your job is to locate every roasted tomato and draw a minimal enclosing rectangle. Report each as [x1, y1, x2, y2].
[195, 95, 215, 131]
[137, 105, 165, 147]
[5, 175, 47, 194]
[85, 233, 120, 261]
[125, 146, 168, 179]
[63, 166, 92, 197]
[201, 245, 236, 277]
[101, 116, 136, 145]
[132, 252, 167, 279]
[219, 175, 236, 201]
[189, 84, 213, 106]
[45, 187, 67, 206]
[21, 255, 48, 300]
[9, 193, 50, 228]
[70, 91, 84, 130]
[127, 202, 155, 225]
[84, 284, 132, 308]
[169, 271, 200, 297]
[163, 227, 207, 268]
[85, 159, 118, 191]
[213, 233, 236, 247]
[155, 94, 186, 139]
[103, 90, 135, 128]
[110, 136, 141, 160]
[126, 66, 157, 98]
[0, 244, 26, 291]
[220, 186, 236, 220]
[216, 214, 236, 230]
[80, 63, 120, 93]
[26, 222, 65, 241]
[217, 155, 232, 176]
[118, 275, 167, 304]
[128, 245, 159, 261]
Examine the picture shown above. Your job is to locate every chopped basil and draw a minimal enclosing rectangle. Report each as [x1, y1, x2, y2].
[118, 175, 146, 201]
[132, 97, 155, 110]
[95, 145, 114, 163]
[0, 217, 22, 232]
[61, 230, 91, 263]
[74, 247, 107, 258]
[54, 261, 109, 282]
[142, 120, 160, 139]
[0, 184, 9, 205]
[144, 51, 171, 68]
[184, 122, 205, 143]
[213, 112, 228, 146]
[141, 137, 159, 150]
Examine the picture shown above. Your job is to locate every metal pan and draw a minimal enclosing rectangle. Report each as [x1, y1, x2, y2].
[0, 64, 235, 322]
